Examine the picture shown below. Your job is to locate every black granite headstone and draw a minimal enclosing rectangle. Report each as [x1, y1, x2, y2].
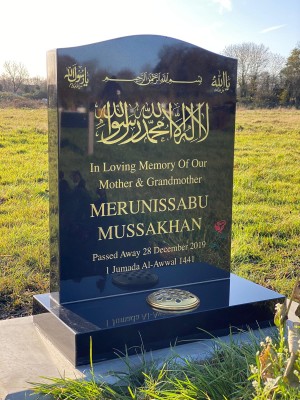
[33, 35, 284, 366]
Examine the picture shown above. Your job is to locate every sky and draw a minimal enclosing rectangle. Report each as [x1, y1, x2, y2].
[0, 0, 299, 78]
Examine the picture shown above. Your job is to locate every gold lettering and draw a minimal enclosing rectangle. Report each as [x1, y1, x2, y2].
[90, 196, 208, 218]
[96, 217, 202, 240]
[64, 64, 89, 89]
[98, 225, 114, 240]
[90, 203, 105, 217]
[103, 73, 202, 86]
[211, 70, 231, 93]
[95, 101, 209, 145]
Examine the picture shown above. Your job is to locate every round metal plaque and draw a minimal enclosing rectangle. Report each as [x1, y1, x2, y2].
[147, 288, 200, 311]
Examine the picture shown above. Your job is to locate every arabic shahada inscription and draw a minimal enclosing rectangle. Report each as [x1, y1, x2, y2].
[90, 71, 230, 145]
[94, 101, 210, 145]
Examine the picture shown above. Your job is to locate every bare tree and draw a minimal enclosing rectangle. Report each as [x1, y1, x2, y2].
[27, 76, 47, 92]
[2, 61, 29, 93]
[223, 43, 270, 99]
[268, 53, 286, 77]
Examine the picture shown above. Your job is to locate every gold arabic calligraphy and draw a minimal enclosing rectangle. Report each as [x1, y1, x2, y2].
[103, 73, 202, 86]
[211, 70, 230, 93]
[64, 64, 89, 89]
[95, 101, 209, 145]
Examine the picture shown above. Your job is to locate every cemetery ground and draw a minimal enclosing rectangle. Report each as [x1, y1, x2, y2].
[0, 107, 299, 399]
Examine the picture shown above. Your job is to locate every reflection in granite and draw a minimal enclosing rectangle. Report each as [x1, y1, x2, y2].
[49, 35, 237, 304]
[33, 274, 284, 365]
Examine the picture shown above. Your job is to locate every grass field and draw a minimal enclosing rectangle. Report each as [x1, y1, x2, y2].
[0, 107, 299, 318]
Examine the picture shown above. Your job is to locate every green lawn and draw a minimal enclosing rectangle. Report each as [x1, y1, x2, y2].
[0, 108, 49, 317]
[0, 107, 299, 318]
[231, 109, 300, 294]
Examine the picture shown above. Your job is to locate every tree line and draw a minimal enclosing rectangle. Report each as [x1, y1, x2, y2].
[0, 42, 299, 108]
[223, 42, 300, 108]
[0, 61, 47, 100]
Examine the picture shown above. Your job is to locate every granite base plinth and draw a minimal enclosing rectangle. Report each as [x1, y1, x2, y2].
[33, 274, 284, 366]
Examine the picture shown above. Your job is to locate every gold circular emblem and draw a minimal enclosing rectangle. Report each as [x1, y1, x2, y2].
[147, 288, 200, 311]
